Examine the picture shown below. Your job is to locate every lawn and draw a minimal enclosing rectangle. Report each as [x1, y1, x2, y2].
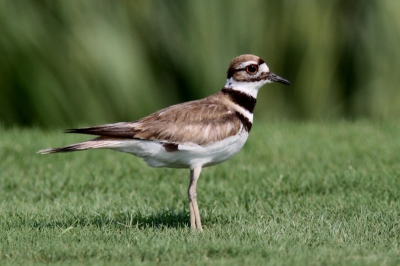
[1, 121, 400, 265]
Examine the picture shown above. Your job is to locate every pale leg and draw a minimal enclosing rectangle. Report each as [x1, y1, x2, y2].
[188, 165, 203, 231]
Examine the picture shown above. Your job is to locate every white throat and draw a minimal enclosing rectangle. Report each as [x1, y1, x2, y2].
[225, 78, 268, 98]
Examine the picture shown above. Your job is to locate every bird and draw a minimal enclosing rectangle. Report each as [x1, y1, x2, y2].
[38, 54, 290, 231]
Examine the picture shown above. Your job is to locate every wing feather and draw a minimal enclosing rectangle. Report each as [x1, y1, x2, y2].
[66, 93, 243, 146]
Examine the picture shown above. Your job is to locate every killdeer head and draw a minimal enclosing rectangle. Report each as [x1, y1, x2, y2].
[226, 54, 290, 98]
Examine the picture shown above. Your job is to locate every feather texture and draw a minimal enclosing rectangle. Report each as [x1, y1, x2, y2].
[65, 91, 250, 146]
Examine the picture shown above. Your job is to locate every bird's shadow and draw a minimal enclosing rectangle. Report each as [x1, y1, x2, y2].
[107, 208, 190, 229]
[20, 208, 191, 231]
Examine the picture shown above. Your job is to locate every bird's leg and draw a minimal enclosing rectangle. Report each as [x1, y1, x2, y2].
[188, 165, 203, 231]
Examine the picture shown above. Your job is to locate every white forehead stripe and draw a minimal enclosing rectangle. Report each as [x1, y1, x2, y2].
[236, 61, 270, 73]
[259, 63, 269, 73]
[237, 61, 258, 69]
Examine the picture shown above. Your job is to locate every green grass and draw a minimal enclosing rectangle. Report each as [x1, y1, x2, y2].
[1, 121, 400, 265]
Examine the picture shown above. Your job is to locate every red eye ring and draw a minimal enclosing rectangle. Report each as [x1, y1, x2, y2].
[245, 65, 258, 74]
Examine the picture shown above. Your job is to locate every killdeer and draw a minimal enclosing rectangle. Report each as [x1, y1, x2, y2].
[38, 54, 290, 231]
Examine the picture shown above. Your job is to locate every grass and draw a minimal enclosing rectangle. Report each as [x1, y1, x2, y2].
[1, 120, 400, 265]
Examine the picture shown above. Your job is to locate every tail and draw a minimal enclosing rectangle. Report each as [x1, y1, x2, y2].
[37, 137, 124, 154]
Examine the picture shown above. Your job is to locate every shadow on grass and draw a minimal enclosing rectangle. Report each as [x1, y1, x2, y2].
[109, 208, 190, 229]
[8, 208, 191, 230]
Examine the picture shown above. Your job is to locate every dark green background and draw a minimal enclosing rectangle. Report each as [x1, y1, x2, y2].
[1, 0, 399, 127]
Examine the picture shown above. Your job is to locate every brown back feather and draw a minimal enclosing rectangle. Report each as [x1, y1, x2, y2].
[67, 92, 243, 146]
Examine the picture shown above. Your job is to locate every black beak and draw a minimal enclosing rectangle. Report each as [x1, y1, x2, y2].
[269, 72, 290, 85]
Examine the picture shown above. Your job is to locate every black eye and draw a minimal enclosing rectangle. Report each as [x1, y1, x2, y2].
[245, 65, 258, 74]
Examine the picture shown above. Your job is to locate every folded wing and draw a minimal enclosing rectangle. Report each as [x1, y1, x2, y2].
[66, 96, 243, 146]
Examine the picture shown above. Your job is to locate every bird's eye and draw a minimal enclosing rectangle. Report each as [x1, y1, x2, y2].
[245, 65, 258, 74]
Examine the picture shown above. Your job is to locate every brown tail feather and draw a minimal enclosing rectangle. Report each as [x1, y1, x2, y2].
[37, 138, 123, 154]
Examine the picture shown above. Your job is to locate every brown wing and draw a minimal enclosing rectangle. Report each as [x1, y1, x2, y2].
[66, 93, 243, 146]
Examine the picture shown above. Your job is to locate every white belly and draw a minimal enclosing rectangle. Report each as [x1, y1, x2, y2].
[110, 131, 249, 169]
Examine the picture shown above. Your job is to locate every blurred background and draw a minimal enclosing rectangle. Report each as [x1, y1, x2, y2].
[1, 0, 400, 128]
